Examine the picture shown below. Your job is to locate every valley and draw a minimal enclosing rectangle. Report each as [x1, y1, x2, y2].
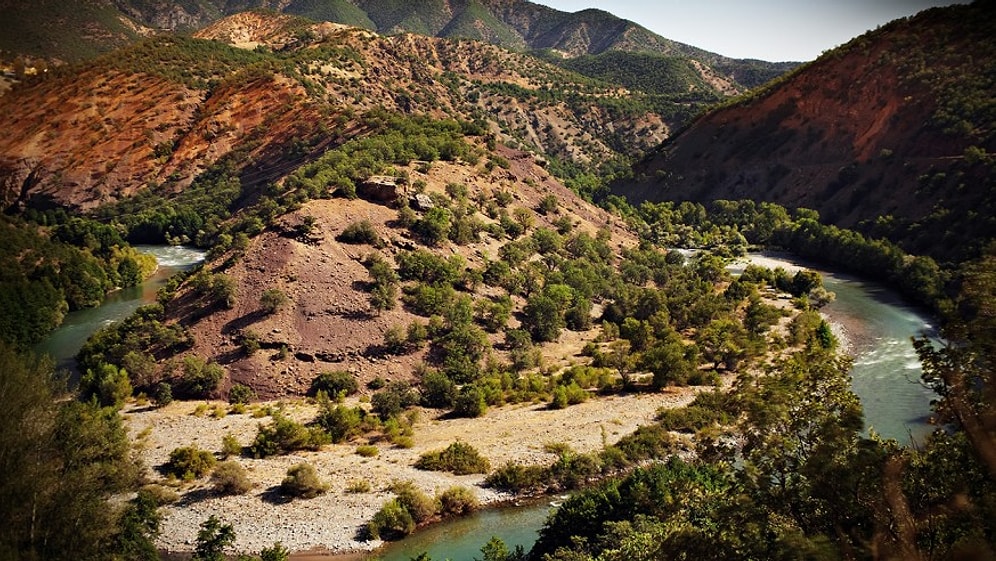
[0, 2, 993, 561]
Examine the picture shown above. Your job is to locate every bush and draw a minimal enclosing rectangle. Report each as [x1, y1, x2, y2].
[538, 194, 559, 215]
[314, 401, 368, 443]
[220, 433, 242, 458]
[452, 385, 487, 418]
[368, 499, 414, 540]
[161, 446, 216, 480]
[139, 483, 179, 505]
[415, 441, 491, 475]
[485, 461, 547, 492]
[371, 381, 420, 420]
[228, 383, 256, 405]
[308, 371, 359, 397]
[347, 479, 372, 493]
[249, 413, 330, 458]
[181, 355, 224, 398]
[391, 481, 439, 523]
[338, 220, 381, 245]
[211, 461, 253, 495]
[356, 445, 379, 457]
[153, 382, 173, 407]
[280, 463, 328, 499]
[438, 486, 479, 516]
[260, 288, 289, 314]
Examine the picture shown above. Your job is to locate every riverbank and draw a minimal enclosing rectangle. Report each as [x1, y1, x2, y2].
[125, 388, 698, 556]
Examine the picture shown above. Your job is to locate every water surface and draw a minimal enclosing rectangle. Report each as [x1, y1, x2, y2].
[34, 245, 205, 372]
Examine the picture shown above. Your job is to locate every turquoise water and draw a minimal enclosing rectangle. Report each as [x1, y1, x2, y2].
[34, 245, 205, 372]
[819, 270, 937, 443]
[728, 253, 937, 443]
[370, 502, 552, 561]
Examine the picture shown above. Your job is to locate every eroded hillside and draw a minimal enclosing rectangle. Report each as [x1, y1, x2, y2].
[616, 2, 996, 262]
[0, 13, 674, 211]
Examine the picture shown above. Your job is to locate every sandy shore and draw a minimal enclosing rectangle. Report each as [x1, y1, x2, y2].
[124, 388, 697, 556]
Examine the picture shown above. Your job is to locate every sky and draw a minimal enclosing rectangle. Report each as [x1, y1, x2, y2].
[531, 0, 962, 61]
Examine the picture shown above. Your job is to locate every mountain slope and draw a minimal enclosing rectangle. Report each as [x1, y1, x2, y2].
[0, 0, 795, 99]
[615, 2, 996, 263]
[0, 12, 677, 211]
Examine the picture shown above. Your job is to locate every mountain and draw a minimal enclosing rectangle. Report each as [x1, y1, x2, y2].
[614, 2, 996, 263]
[0, 0, 795, 97]
[0, 12, 679, 211]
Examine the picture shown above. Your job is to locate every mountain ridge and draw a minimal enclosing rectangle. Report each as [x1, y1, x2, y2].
[614, 2, 996, 263]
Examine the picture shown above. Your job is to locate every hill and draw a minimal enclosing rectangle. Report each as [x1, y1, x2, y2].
[614, 2, 996, 263]
[0, 13, 683, 213]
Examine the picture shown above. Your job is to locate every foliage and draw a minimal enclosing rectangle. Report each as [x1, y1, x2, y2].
[308, 370, 359, 398]
[192, 515, 235, 561]
[337, 220, 382, 246]
[211, 461, 253, 495]
[414, 441, 491, 475]
[438, 486, 479, 516]
[260, 288, 289, 314]
[161, 446, 216, 480]
[367, 499, 414, 540]
[280, 463, 329, 499]
[0, 215, 155, 348]
[249, 412, 330, 457]
[79, 362, 132, 408]
[0, 343, 143, 560]
[371, 381, 420, 420]
[391, 480, 439, 524]
[229, 383, 256, 405]
[181, 355, 225, 398]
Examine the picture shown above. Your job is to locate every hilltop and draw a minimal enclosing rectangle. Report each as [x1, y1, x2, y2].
[614, 2, 996, 263]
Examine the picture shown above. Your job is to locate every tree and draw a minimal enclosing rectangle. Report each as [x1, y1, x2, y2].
[193, 515, 235, 561]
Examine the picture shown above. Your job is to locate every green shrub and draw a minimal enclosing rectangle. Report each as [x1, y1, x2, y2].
[485, 461, 547, 492]
[211, 460, 253, 495]
[280, 463, 328, 499]
[338, 220, 381, 246]
[139, 483, 179, 505]
[249, 412, 330, 458]
[308, 371, 359, 397]
[220, 433, 242, 458]
[415, 441, 491, 475]
[153, 382, 173, 407]
[314, 401, 368, 443]
[452, 385, 487, 418]
[161, 446, 216, 480]
[438, 486, 479, 516]
[181, 355, 224, 398]
[368, 499, 414, 540]
[228, 383, 256, 405]
[260, 288, 288, 314]
[538, 194, 559, 215]
[391, 481, 439, 523]
[79, 363, 132, 408]
[371, 381, 420, 420]
[356, 445, 379, 457]
[347, 479, 372, 493]
[615, 424, 676, 463]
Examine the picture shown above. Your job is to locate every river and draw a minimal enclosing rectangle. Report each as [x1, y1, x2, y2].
[34, 245, 205, 373]
[32, 246, 934, 561]
[371, 251, 939, 561]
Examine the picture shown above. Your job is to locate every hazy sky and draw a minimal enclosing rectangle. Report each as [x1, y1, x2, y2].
[531, 1, 962, 61]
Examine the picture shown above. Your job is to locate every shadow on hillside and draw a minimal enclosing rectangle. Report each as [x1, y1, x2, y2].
[221, 309, 267, 335]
